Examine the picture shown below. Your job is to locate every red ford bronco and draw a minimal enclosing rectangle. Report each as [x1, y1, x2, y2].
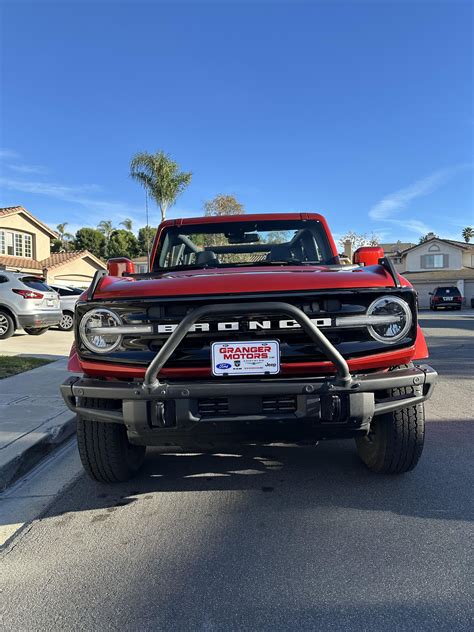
[60, 213, 437, 482]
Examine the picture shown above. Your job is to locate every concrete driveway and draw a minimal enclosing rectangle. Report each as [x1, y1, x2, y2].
[0, 329, 73, 359]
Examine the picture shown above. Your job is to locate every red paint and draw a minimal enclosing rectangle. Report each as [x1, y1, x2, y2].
[94, 266, 407, 300]
[76, 342, 420, 380]
[353, 246, 385, 267]
[67, 342, 81, 372]
[413, 325, 429, 360]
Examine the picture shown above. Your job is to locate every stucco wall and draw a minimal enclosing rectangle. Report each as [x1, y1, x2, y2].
[404, 240, 463, 271]
[48, 256, 105, 288]
[462, 251, 474, 268]
[0, 212, 52, 260]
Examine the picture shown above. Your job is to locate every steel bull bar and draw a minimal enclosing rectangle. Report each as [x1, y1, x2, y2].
[60, 301, 437, 432]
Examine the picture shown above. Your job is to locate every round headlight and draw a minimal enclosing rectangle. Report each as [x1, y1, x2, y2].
[79, 308, 123, 354]
[367, 296, 412, 344]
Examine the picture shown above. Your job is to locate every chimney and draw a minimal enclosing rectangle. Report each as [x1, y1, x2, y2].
[344, 239, 353, 261]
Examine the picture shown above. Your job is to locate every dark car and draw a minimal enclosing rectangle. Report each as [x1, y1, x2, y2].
[429, 286, 462, 310]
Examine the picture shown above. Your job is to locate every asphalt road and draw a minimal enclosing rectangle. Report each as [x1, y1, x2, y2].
[1, 311, 473, 631]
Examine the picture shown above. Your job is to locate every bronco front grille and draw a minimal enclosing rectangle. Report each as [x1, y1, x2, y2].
[75, 288, 418, 369]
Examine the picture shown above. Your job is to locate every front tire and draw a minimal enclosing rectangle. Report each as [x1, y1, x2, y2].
[355, 386, 425, 474]
[24, 327, 49, 335]
[77, 399, 146, 483]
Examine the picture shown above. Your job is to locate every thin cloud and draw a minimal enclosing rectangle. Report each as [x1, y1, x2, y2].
[369, 164, 472, 220]
[0, 148, 20, 159]
[385, 218, 432, 235]
[7, 163, 49, 175]
[0, 176, 141, 222]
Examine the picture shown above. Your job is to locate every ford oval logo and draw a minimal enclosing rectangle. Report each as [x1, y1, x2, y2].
[217, 362, 231, 369]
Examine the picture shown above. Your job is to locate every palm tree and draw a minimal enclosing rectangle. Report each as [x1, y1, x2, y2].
[55, 222, 73, 251]
[97, 220, 115, 239]
[462, 226, 474, 243]
[130, 151, 192, 222]
[120, 218, 133, 231]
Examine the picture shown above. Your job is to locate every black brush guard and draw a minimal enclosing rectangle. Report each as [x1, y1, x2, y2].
[60, 301, 437, 446]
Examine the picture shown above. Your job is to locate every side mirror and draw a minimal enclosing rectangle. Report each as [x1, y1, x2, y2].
[353, 246, 385, 267]
[107, 257, 135, 277]
[428, 292, 433, 296]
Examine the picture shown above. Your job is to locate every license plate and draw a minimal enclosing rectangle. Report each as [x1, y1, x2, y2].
[47, 299, 54, 307]
[443, 297, 453, 301]
[211, 340, 280, 376]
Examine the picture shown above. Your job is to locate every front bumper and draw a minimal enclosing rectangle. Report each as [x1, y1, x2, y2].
[60, 364, 437, 447]
[18, 310, 62, 329]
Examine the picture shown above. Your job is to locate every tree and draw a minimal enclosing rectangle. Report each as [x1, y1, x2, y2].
[97, 220, 115, 239]
[338, 231, 380, 251]
[138, 226, 157, 256]
[419, 232, 438, 244]
[204, 194, 245, 216]
[74, 227, 106, 258]
[104, 229, 140, 259]
[54, 222, 73, 252]
[462, 226, 474, 243]
[120, 218, 133, 231]
[130, 151, 192, 222]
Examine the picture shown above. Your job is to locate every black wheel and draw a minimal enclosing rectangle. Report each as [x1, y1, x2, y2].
[0, 310, 15, 340]
[355, 385, 425, 474]
[58, 311, 74, 331]
[24, 327, 49, 335]
[77, 398, 146, 483]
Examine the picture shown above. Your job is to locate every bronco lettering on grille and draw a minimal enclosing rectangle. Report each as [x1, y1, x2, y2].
[156, 318, 332, 334]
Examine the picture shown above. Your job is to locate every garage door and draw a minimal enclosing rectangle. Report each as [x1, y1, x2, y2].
[464, 281, 474, 307]
[410, 282, 434, 308]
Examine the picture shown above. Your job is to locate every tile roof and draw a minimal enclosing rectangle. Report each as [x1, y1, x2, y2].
[0, 254, 42, 270]
[403, 268, 474, 281]
[39, 250, 106, 270]
[0, 206, 58, 238]
[401, 238, 474, 255]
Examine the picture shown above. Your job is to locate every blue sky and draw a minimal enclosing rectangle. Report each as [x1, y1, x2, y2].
[1, 0, 472, 244]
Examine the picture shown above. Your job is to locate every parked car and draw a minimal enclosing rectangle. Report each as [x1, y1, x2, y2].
[0, 270, 61, 339]
[429, 286, 463, 310]
[48, 284, 84, 331]
[61, 212, 437, 483]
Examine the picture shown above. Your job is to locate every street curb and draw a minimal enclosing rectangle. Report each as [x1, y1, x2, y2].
[0, 415, 76, 492]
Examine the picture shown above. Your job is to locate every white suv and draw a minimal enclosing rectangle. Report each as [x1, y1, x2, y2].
[48, 284, 84, 331]
[0, 271, 61, 339]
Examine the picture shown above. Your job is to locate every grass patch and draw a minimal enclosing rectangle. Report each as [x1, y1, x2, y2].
[0, 355, 53, 379]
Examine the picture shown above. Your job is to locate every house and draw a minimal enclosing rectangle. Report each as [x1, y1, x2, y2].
[399, 234, 474, 307]
[0, 206, 106, 288]
[380, 241, 416, 271]
[132, 255, 149, 274]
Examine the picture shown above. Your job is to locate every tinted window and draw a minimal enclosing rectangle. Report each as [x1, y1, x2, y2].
[435, 287, 460, 296]
[21, 277, 53, 292]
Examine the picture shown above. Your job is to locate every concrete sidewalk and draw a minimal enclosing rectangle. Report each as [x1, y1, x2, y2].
[0, 359, 76, 491]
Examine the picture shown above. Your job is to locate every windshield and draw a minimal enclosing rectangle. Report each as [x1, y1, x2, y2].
[154, 219, 336, 271]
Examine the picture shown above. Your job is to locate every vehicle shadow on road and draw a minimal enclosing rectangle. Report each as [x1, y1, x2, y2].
[34, 419, 474, 526]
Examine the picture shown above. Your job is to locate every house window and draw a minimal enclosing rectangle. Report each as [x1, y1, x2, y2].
[0, 230, 33, 258]
[14, 233, 23, 256]
[24, 234, 32, 258]
[422, 254, 447, 268]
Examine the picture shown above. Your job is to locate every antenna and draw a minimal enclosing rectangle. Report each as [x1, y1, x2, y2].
[145, 189, 151, 272]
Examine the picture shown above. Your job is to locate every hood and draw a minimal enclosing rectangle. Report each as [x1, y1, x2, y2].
[93, 265, 408, 300]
